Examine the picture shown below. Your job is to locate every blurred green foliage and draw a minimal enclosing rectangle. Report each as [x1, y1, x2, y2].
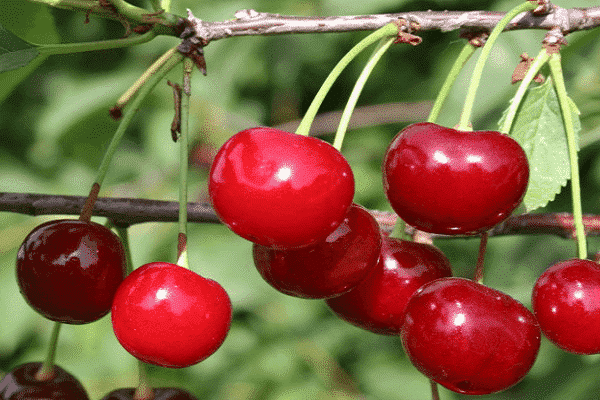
[2, 0, 600, 399]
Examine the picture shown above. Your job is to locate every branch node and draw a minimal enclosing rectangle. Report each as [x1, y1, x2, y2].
[511, 52, 545, 84]
[543, 26, 567, 53]
[459, 28, 489, 47]
[393, 19, 423, 45]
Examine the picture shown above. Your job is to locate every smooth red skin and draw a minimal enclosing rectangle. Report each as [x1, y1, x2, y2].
[401, 277, 540, 395]
[99, 388, 197, 400]
[326, 237, 452, 335]
[532, 259, 600, 354]
[209, 127, 355, 249]
[16, 219, 127, 324]
[111, 262, 232, 368]
[0, 362, 89, 400]
[383, 122, 529, 235]
[252, 204, 381, 299]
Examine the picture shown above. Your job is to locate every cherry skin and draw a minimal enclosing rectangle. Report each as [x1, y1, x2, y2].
[209, 127, 355, 249]
[383, 122, 529, 235]
[252, 204, 381, 299]
[326, 236, 452, 335]
[99, 388, 197, 400]
[532, 258, 600, 354]
[0, 362, 89, 400]
[401, 277, 540, 395]
[111, 262, 232, 368]
[16, 219, 127, 324]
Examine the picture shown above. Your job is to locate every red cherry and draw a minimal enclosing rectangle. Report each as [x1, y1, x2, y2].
[401, 277, 540, 395]
[383, 122, 529, 235]
[209, 127, 355, 249]
[252, 204, 381, 299]
[532, 258, 600, 354]
[99, 387, 197, 400]
[16, 219, 127, 324]
[0, 362, 89, 400]
[326, 237, 452, 335]
[111, 262, 232, 368]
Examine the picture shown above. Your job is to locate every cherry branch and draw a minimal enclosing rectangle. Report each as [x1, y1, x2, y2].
[2, 192, 599, 240]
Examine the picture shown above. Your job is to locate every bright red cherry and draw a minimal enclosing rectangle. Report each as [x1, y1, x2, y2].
[209, 127, 355, 249]
[0, 362, 89, 400]
[16, 219, 127, 324]
[252, 204, 381, 299]
[326, 237, 452, 335]
[383, 122, 529, 235]
[99, 387, 197, 400]
[111, 262, 232, 368]
[532, 258, 600, 354]
[401, 277, 540, 395]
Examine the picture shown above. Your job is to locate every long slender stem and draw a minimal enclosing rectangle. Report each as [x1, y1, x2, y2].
[38, 31, 155, 56]
[115, 225, 134, 275]
[548, 52, 587, 259]
[34, 322, 62, 381]
[430, 380, 440, 400]
[457, 1, 537, 130]
[333, 36, 395, 150]
[295, 23, 399, 137]
[133, 361, 154, 400]
[473, 231, 489, 284]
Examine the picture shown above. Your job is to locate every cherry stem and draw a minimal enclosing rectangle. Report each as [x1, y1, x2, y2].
[429, 380, 440, 400]
[473, 231, 489, 284]
[79, 182, 100, 222]
[548, 52, 587, 259]
[389, 216, 410, 241]
[427, 42, 477, 124]
[176, 58, 193, 269]
[457, 1, 537, 131]
[35, 321, 62, 382]
[133, 361, 154, 400]
[333, 36, 395, 151]
[294, 23, 399, 137]
[115, 225, 134, 275]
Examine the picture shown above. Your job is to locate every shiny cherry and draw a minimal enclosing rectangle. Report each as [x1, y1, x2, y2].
[532, 258, 600, 354]
[111, 262, 232, 368]
[16, 219, 127, 324]
[383, 122, 529, 235]
[0, 362, 89, 400]
[99, 388, 197, 400]
[326, 237, 452, 335]
[252, 204, 381, 299]
[209, 127, 355, 249]
[401, 277, 540, 395]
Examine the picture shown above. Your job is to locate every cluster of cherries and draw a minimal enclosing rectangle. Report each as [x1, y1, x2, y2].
[3, 122, 600, 399]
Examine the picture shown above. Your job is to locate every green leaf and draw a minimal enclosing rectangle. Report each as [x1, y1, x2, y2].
[502, 78, 581, 212]
[0, 23, 40, 72]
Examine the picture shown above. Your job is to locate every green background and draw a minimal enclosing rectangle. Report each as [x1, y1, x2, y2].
[2, 0, 600, 399]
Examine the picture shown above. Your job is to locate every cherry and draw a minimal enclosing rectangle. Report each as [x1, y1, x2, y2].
[209, 127, 355, 249]
[111, 262, 232, 368]
[326, 237, 452, 335]
[252, 204, 381, 299]
[532, 258, 600, 354]
[0, 362, 89, 400]
[16, 219, 127, 324]
[401, 277, 540, 395]
[99, 387, 197, 400]
[382, 122, 529, 235]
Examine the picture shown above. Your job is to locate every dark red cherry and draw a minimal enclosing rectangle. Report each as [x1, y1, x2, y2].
[383, 122, 529, 234]
[532, 258, 600, 354]
[252, 204, 381, 299]
[401, 277, 540, 395]
[99, 387, 197, 400]
[111, 262, 232, 368]
[326, 237, 452, 335]
[16, 219, 127, 324]
[0, 362, 89, 400]
[209, 127, 355, 249]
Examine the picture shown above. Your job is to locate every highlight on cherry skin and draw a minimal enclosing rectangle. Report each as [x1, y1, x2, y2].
[111, 262, 232, 368]
[252, 204, 382, 299]
[209, 127, 355, 249]
[532, 258, 600, 354]
[401, 277, 541, 395]
[383, 122, 529, 235]
[326, 236, 452, 335]
[16, 219, 127, 324]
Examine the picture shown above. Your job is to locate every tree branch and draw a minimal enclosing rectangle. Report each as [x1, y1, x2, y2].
[2, 192, 599, 240]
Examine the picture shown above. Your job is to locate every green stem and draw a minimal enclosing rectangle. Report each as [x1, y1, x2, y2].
[548, 52, 587, 259]
[37, 31, 155, 56]
[427, 43, 477, 124]
[133, 361, 154, 400]
[35, 322, 62, 381]
[389, 217, 410, 241]
[295, 23, 399, 137]
[457, 1, 537, 130]
[500, 49, 550, 134]
[94, 48, 184, 186]
[333, 36, 395, 151]
[115, 225, 134, 275]
[430, 380, 440, 400]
